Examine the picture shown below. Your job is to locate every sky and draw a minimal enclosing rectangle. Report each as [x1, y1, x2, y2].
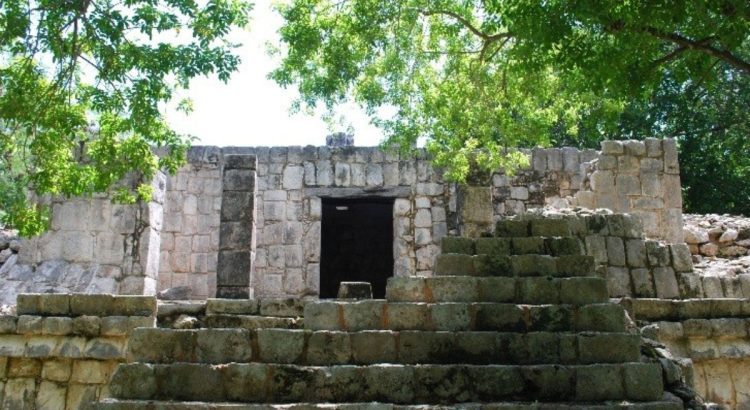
[163, 0, 385, 148]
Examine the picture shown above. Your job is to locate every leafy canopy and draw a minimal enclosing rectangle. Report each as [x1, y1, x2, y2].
[271, 0, 749, 180]
[0, 0, 251, 236]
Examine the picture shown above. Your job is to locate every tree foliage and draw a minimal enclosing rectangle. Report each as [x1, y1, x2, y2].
[0, 0, 251, 236]
[271, 0, 749, 181]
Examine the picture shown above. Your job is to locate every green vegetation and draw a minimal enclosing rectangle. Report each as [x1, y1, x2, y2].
[0, 0, 251, 235]
[272, 0, 749, 213]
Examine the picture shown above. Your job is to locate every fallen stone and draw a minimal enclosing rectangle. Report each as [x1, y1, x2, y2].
[719, 228, 738, 242]
[683, 226, 709, 244]
[337, 282, 373, 300]
[157, 286, 193, 300]
[173, 314, 200, 329]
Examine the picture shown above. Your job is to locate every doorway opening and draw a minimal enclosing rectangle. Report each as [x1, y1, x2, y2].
[320, 197, 395, 299]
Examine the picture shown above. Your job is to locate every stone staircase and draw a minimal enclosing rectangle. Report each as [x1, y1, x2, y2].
[99, 218, 680, 409]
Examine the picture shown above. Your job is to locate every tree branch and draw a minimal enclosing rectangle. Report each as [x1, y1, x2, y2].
[643, 26, 750, 75]
[419, 9, 512, 42]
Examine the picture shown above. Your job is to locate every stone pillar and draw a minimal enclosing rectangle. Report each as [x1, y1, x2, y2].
[458, 186, 494, 238]
[217, 155, 256, 298]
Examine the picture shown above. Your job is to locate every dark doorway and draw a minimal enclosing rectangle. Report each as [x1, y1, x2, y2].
[320, 197, 395, 299]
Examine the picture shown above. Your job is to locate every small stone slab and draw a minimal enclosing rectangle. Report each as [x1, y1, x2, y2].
[337, 282, 373, 300]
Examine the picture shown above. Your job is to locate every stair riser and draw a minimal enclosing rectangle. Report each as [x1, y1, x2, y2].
[127, 328, 640, 366]
[433, 254, 595, 278]
[442, 237, 584, 257]
[109, 363, 664, 404]
[386, 276, 607, 304]
[305, 303, 626, 333]
[203, 315, 302, 329]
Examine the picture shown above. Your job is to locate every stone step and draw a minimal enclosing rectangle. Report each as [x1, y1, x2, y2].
[495, 218, 573, 238]
[433, 254, 595, 277]
[203, 314, 302, 330]
[628, 298, 750, 322]
[108, 362, 664, 404]
[304, 301, 626, 333]
[97, 399, 683, 409]
[385, 276, 607, 304]
[441, 236, 584, 257]
[127, 328, 641, 366]
[205, 298, 309, 317]
[16, 293, 156, 317]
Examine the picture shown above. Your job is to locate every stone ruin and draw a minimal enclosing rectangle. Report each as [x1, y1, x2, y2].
[0, 138, 748, 409]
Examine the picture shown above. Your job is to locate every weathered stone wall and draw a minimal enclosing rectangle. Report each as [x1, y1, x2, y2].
[0, 294, 155, 409]
[158, 147, 223, 299]
[519, 210, 695, 300]
[0, 174, 165, 306]
[634, 298, 750, 408]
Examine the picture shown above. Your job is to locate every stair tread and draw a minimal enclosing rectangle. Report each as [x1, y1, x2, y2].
[98, 399, 683, 410]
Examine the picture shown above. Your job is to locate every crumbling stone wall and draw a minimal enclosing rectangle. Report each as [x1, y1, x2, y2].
[158, 147, 223, 299]
[0, 294, 155, 409]
[634, 298, 750, 408]
[0, 174, 165, 306]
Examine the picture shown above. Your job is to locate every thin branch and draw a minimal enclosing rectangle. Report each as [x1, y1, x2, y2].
[418, 9, 512, 42]
[642, 26, 750, 75]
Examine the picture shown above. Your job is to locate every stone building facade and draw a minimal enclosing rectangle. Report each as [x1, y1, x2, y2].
[2, 138, 683, 303]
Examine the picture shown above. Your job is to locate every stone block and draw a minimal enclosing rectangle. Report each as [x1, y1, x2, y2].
[111, 296, 157, 316]
[260, 298, 305, 317]
[26, 336, 59, 358]
[386, 303, 429, 330]
[2, 378, 36, 409]
[0, 316, 17, 333]
[16, 315, 43, 334]
[575, 364, 624, 401]
[584, 235, 608, 264]
[653, 267, 680, 299]
[630, 268, 655, 297]
[521, 365, 575, 400]
[475, 238, 511, 256]
[350, 331, 397, 364]
[84, 337, 125, 359]
[625, 239, 647, 268]
[363, 365, 415, 403]
[282, 165, 304, 189]
[547, 237, 582, 256]
[196, 329, 253, 364]
[72, 315, 101, 337]
[17, 293, 70, 316]
[670, 244, 694, 272]
[578, 333, 639, 364]
[516, 277, 559, 304]
[70, 294, 112, 316]
[0, 335, 26, 356]
[71, 359, 110, 384]
[474, 304, 524, 331]
[495, 220, 529, 237]
[127, 328, 194, 363]
[477, 277, 516, 303]
[467, 365, 524, 399]
[433, 254, 475, 276]
[606, 236, 626, 266]
[341, 300, 385, 331]
[224, 154, 256, 170]
[108, 364, 159, 400]
[430, 303, 472, 331]
[618, 363, 663, 402]
[605, 266, 631, 297]
[440, 237, 474, 255]
[590, 170, 614, 193]
[399, 331, 456, 364]
[511, 237, 545, 255]
[645, 240, 671, 267]
[577, 304, 626, 332]
[223, 169, 255, 191]
[304, 301, 340, 331]
[556, 255, 595, 276]
[559, 277, 608, 305]
[530, 219, 571, 237]
[217, 250, 251, 287]
[427, 277, 478, 303]
[528, 305, 573, 332]
[220, 363, 267, 402]
[220, 191, 253, 222]
[305, 331, 351, 365]
[57, 336, 87, 358]
[42, 359, 72, 382]
[510, 254, 557, 277]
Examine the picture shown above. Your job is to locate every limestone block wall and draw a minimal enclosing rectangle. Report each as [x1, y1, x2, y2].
[0, 294, 156, 409]
[228, 146, 453, 297]
[158, 147, 223, 299]
[634, 299, 750, 408]
[1, 174, 165, 306]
